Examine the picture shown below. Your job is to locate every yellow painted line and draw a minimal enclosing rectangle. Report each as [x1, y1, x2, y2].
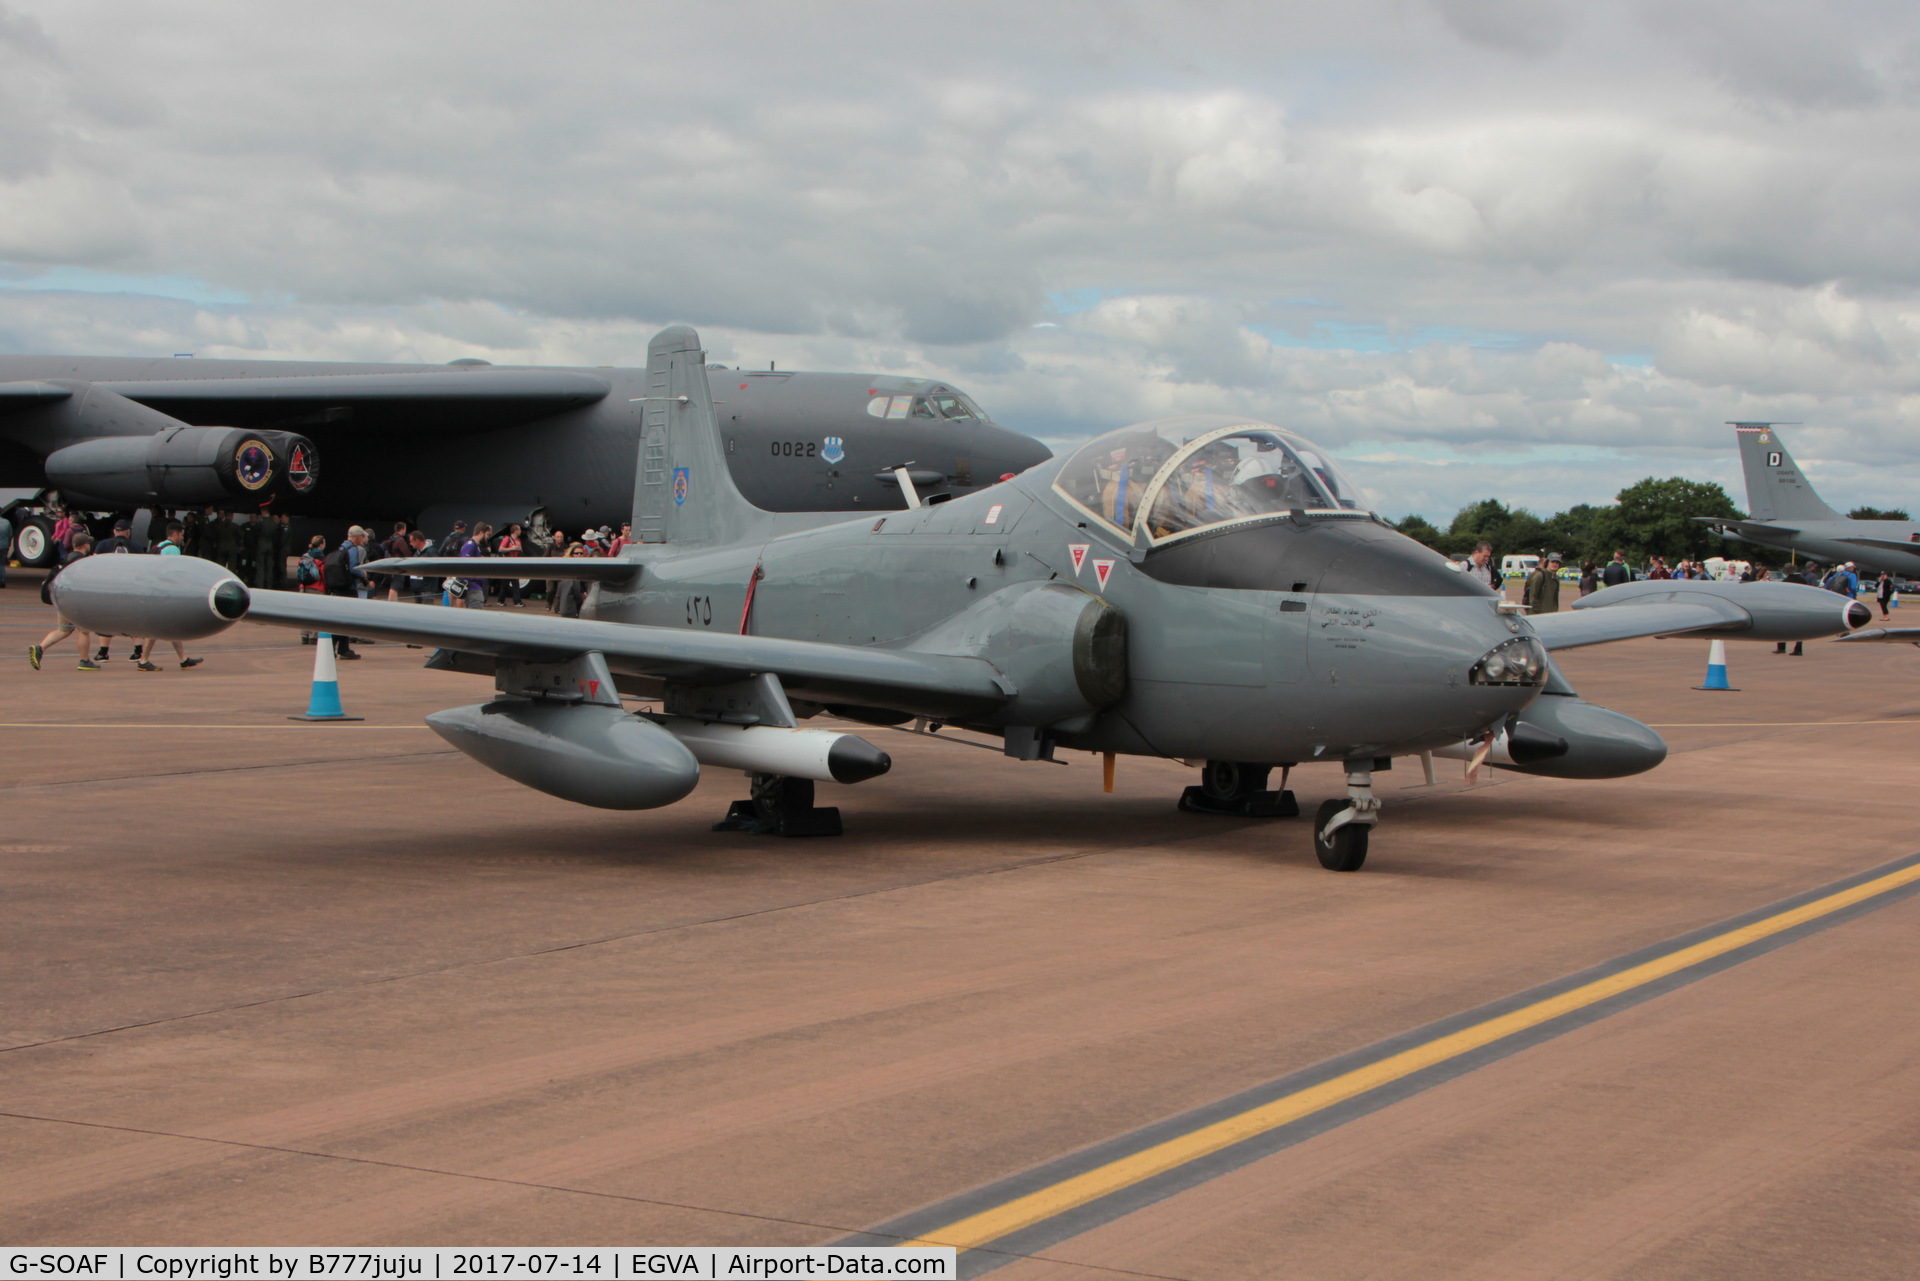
[907, 859, 1920, 1251]
[0, 723, 429, 730]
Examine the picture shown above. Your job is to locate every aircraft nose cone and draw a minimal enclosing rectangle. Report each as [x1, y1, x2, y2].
[1847, 601, 1872, 630]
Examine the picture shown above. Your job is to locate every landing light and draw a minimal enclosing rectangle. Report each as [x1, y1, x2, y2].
[1470, 636, 1547, 687]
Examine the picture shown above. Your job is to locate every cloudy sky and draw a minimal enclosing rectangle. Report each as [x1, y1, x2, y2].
[3, 0, 1919, 521]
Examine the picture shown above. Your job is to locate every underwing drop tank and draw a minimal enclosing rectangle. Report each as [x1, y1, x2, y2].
[427, 700, 701, 810]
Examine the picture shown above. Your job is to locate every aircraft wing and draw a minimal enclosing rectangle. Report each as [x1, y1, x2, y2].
[1835, 628, 1920, 645]
[249, 593, 1009, 717]
[361, 557, 640, 583]
[0, 381, 74, 408]
[1527, 601, 1750, 650]
[1831, 536, 1920, 556]
[1692, 516, 1801, 538]
[1530, 579, 1868, 651]
[81, 369, 611, 432]
[48, 555, 1013, 720]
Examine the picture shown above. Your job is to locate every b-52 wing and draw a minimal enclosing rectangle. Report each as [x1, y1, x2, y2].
[72, 369, 612, 432]
[1528, 580, 1869, 650]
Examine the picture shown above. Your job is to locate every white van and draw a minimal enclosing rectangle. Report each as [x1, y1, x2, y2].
[1501, 554, 1538, 581]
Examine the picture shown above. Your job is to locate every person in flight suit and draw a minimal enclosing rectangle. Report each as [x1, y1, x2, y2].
[254, 513, 288, 589]
[208, 510, 243, 575]
[238, 514, 260, 584]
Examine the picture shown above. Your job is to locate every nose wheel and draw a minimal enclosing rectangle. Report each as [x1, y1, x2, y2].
[1313, 767, 1380, 871]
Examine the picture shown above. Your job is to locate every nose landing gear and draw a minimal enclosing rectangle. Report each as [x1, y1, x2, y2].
[1314, 766, 1380, 871]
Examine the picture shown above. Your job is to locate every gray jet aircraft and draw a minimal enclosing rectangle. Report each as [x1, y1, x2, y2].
[1698, 422, 1920, 574]
[53, 326, 1870, 872]
[0, 355, 1051, 565]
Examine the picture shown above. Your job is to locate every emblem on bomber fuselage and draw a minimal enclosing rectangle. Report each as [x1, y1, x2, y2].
[821, 437, 845, 465]
[673, 467, 689, 506]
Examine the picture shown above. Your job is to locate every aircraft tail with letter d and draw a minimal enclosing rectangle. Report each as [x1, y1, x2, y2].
[1734, 423, 1841, 522]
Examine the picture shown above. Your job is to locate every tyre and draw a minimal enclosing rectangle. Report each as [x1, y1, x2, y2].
[13, 515, 56, 568]
[751, 773, 815, 824]
[1313, 797, 1369, 872]
[1201, 759, 1271, 804]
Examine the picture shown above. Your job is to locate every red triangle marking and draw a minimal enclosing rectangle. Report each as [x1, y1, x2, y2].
[1093, 560, 1114, 590]
[1069, 544, 1090, 575]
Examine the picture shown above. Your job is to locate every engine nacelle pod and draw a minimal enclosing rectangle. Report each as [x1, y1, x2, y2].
[50, 551, 250, 641]
[46, 423, 320, 508]
[427, 700, 701, 810]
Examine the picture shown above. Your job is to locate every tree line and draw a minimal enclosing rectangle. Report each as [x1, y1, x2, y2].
[1392, 477, 1910, 568]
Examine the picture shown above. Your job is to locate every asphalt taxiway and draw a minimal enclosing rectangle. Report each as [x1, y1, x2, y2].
[3, 583, 1918, 1277]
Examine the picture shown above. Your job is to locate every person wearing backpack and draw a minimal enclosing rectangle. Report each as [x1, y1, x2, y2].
[296, 534, 326, 590]
[321, 528, 369, 658]
[29, 531, 102, 670]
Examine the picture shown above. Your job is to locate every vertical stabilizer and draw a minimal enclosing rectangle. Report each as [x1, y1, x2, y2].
[632, 325, 764, 547]
[1733, 423, 1840, 522]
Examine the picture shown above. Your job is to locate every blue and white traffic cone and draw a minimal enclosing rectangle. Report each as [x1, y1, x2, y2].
[289, 633, 365, 721]
[1694, 638, 1738, 691]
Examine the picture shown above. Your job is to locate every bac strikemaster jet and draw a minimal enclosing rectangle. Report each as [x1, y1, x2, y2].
[55, 327, 1871, 872]
[1699, 422, 1920, 576]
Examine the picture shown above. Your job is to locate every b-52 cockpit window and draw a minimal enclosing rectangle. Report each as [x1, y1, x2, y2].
[865, 394, 941, 420]
[928, 393, 985, 421]
[1052, 415, 1370, 542]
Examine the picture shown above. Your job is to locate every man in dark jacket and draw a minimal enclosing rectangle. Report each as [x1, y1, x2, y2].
[1524, 553, 1563, 614]
[1601, 550, 1631, 587]
[95, 518, 146, 555]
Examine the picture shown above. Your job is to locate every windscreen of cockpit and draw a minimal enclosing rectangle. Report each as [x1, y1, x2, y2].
[1053, 420, 1368, 539]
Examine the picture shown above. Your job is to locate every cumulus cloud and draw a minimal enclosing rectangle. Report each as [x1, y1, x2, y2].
[2, 0, 1920, 519]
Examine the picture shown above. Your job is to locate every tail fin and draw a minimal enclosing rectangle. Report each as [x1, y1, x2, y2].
[632, 325, 765, 548]
[1733, 423, 1839, 522]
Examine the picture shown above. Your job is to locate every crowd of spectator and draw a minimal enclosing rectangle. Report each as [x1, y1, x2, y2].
[24, 503, 637, 670]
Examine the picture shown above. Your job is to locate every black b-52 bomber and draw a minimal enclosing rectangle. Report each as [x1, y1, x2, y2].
[0, 351, 1051, 565]
[56, 326, 1872, 871]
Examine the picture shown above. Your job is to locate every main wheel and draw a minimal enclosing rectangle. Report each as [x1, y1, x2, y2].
[1313, 798, 1369, 872]
[13, 515, 55, 568]
[1201, 760, 1271, 805]
[751, 773, 815, 824]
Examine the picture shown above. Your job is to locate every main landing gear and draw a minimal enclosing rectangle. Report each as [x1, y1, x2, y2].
[1313, 765, 1380, 872]
[713, 773, 843, 837]
[1178, 760, 1300, 818]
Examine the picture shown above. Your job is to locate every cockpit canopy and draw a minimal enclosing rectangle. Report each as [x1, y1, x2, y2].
[1053, 415, 1370, 543]
[865, 383, 990, 423]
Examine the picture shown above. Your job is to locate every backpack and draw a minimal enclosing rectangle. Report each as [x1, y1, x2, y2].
[296, 553, 320, 586]
[322, 547, 352, 591]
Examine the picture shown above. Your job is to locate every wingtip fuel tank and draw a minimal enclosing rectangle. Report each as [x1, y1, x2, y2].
[49, 551, 250, 641]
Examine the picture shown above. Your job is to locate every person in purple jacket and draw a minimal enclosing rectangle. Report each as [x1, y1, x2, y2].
[458, 521, 494, 609]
